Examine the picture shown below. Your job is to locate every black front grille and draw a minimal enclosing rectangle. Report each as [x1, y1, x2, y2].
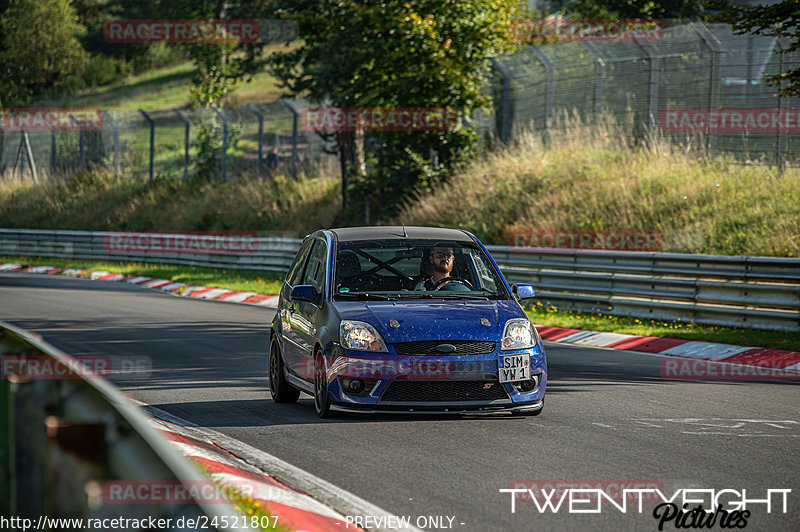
[392, 340, 496, 355]
[380, 380, 508, 402]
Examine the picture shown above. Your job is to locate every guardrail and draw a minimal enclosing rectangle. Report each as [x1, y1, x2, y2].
[1, 228, 798, 331]
[487, 247, 800, 332]
[0, 228, 300, 273]
[0, 321, 247, 529]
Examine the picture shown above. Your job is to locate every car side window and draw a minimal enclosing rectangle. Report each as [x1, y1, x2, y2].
[301, 239, 328, 290]
[286, 239, 314, 286]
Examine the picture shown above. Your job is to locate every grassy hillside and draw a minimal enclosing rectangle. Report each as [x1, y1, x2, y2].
[0, 171, 340, 235]
[36, 58, 285, 113]
[2, 119, 798, 256]
[395, 122, 800, 257]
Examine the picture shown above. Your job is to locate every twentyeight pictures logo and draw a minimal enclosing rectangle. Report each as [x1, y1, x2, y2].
[104, 231, 260, 255]
[0, 108, 102, 131]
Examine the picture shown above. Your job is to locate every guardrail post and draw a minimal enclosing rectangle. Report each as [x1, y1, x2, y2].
[246, 104, 264, 175]
[213, 107, 228, 181]
[529, 46, 553, 144]
[138, 109, 155, 182]
[102, 111, 119, 176]
[174, 109, 191, 181]
[489, 57, 513, 142]
[279, 99, 299, 178]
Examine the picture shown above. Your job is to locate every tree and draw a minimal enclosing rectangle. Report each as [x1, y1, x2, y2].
[268, 0, 518, 217]
[708, 0, 800, 98]
[567, 0, 705, 19]
[0, 0, 88, 104]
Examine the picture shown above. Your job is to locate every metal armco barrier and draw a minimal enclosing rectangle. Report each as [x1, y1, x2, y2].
[0, 228, 300, 273]
[1, 228, 798, 331]
[0, 321, 248, 529]
[487, 247, 800, 332]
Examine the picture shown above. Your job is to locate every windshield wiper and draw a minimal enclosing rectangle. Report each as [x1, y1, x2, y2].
[404, 293, 490, 300]
[334, 292, 397, 300]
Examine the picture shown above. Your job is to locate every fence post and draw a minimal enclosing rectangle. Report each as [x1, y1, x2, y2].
[102, 111, 119, 176]
[246, 104, 264, 175]
[174, 109, 191, 181]
[582, 41, 605, 126]
[690, 23, 721, 155]
[279, 99, 299, 178]
[529, 46, 553, 144]
[138, 109, 155, 182]
[213, 108, 228, 181]
[70, 115, 85, 169]
[489, 57, 513, 142]
[631, 35, 660, 140]
[44, 116, 57, 174]
[777, 43, 787, 176]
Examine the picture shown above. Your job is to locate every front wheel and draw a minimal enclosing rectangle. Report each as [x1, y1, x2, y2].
[313, 352, 334, 418]
[269, 338, 300, 403]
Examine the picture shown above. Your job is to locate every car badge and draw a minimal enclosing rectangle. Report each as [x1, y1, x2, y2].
[435, 344, 457, 353]
[389, 320, 400, 328]
[480, 318, 491, 326]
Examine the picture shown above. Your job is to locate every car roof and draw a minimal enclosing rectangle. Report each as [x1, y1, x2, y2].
[329, 226, 474, 243]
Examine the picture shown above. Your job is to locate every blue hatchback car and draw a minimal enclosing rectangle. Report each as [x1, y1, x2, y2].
[269, 226, 547, 418]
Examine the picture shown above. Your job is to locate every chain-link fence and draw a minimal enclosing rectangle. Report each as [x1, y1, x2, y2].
[0, 98, 339, 183]
[485, 21, 800, 170]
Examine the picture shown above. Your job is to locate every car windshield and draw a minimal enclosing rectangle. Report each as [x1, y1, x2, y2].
[333, 239, 509, 300]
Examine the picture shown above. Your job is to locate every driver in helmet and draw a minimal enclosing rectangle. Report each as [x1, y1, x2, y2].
[414, 245, 456, 291]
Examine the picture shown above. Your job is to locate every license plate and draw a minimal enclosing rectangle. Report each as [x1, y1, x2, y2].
[498, 354, 530, 383]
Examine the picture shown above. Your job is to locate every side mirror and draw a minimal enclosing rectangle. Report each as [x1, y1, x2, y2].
[512, 283, 535, 299]
[291, 285, 320, 304]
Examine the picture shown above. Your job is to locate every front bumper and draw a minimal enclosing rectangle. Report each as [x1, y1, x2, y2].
[321, 342, 547, 411]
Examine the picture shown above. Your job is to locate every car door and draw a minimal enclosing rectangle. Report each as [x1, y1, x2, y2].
[287, 238, 328, 380]
[280, 238, 313, 370]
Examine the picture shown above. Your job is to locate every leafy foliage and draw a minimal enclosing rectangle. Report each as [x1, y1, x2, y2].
[708, 0, 800, 98]
[268, 0, 518, 219]
[566, 0, 706, 19]
[0, 0, 88, 104]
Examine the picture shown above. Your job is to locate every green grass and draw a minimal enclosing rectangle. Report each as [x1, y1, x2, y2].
[0, 172, 341, 235]
[0, 255, 283, 295]
[525, 300, 800, 352]
[3, 254, 796, 351]
[36, 58, 285, 113]
[396, 118, 800, 257]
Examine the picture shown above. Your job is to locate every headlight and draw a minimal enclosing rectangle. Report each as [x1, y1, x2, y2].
[339, 321, 388, 352]
[501, 318, 535, 350]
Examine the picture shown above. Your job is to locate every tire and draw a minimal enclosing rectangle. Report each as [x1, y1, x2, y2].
[313, 351, 334, 418]
[512, 398, 544, 417]
[269, 338, 300, 403]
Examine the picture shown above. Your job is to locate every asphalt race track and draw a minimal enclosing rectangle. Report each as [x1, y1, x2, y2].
[2, 272, 799, 531]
